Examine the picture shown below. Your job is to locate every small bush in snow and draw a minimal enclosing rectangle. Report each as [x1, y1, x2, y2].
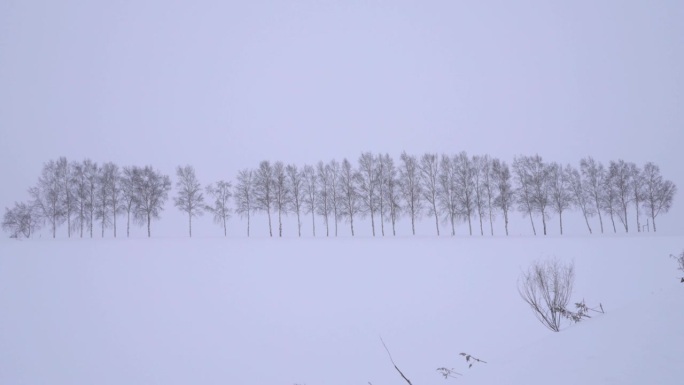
[518, 258, 575, 332]
[672, 250, 684, 282]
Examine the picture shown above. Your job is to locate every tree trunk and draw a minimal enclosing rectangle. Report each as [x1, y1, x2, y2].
[504, 210, 509, 236]
[147, 213, 151, 237]
[189, 214, 192, 237]
[267, 208, 272, 237]
[223, 216, 227, 237]
[582, 211, 592, 234]
[127, 210, 130, 238]
[278, 209, 282, 237]
[311, 211, 315, 237]
[370, 210, 375, 236]
[467, 214, 472, 236]
[350, 213, 355, 236]
[433, 208, 440, 236]
[297, 211, 301, 237]
[559, 211, 563, 235]
[247, 210, 250, 237]
[528, 211, 536, 235]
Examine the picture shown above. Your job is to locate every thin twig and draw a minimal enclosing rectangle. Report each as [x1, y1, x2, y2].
[380, 337, 413, 385]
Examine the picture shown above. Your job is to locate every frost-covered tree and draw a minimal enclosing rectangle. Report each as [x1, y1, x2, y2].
[174, 165, 205, 237]
[479, 155, 496, 236]
[492, 158, 513, 236]
[302, 165, 317, 236]
[206, 180, 232, 237]
[580, 157, 606, 233]
[132, 166, 171, 238]
[382, 154, 402, 236]
[56, 157, 76, 237]
[2, 201, 40, 238]
[95, 165, 112, 237]
[547, 162, 572, 235]
[420, 153, 440, 236]
[104, 163, 123, 237]
[32, 159, 65, 238]
[286, 164, 304, 237]
[273, 161, 289, 237]
[338, 158, 360, 236]
[513, 156, 537, 236]
[234, 169, 255, 237]
[609, 160, 633, 232]
[316, 161, 332, 237]
[565, 164, 594, 234]
[357, 152, 379, 236]
[254, 161, 275, 237]
[438, 154, 458, 236]
[472, 155, 489, 236]
[327, 160, 342, 236]
[399, 152, 422, 235]
[628, 163, 645, 232]
[454, 152, 475, 236]
[121, 166, 139, 238]
[642, 162, 676, 232]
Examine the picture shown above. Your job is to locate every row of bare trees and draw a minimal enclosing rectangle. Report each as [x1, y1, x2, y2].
[2, 154, 677, 238]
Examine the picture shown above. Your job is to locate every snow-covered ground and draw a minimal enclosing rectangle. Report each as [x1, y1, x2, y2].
[1, 235, 681, 385]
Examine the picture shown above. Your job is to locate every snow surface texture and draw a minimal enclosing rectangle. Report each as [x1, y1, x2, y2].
[1, 235, 681, 385]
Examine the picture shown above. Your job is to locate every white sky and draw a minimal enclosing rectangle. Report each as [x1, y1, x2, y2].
[1, 0, 682, 237]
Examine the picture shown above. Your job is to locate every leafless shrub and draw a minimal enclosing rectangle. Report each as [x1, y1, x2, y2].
[671, 250, 684, 282]
[518, 258, 575, 332]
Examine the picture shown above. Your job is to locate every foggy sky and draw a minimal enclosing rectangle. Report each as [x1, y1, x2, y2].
[1, 0, 682, 237]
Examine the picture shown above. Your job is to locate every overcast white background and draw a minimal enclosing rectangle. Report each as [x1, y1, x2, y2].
[1, 0, 682, 237]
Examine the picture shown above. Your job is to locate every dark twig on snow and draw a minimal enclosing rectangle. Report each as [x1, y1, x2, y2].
[380, 337, 413, 385]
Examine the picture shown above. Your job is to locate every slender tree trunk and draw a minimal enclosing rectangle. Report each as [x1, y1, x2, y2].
[488, 204, 494, 236]
[370, 209, 375, 236]
[391, 215, 396, 236]
[247, 210, 251, 237]
[350, 214, 355, 236]
[127, 209, 130, 238]
[541, 210, 547, 235]
[528, 211, 536, 235]
[297, 210, 301, 237]
[433, 208, 440, 236]
[147, 213, 151, 237]
[467, 214, 472, 236]
[504, 210, 509, 236]
[634, 199, 641, 232]
[610, 212, 616, 233]
[411, 206, 416, 235]
[278, 209, 282, 237]
[189, 214, 192, 237]
[652, 211, 657, 232]
[380, 204, 385, 236]
[450, 213, 455, 236]
[582, 211, 592, 234]
[597, 206, 604, 233]
[559, 211, 563, 235]
[223, 216, 227, 237]
[334, 209, 338, 237]
[113, 210, 117, 238]
[311, 211, 315, 237]
[479, 213, 484, 236]
[267, 208, 272, 237]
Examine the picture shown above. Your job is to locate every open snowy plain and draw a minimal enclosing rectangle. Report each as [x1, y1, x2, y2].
[1, 235, 681, 385]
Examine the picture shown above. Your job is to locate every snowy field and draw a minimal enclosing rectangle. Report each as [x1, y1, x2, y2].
[1, 235, 682, 385]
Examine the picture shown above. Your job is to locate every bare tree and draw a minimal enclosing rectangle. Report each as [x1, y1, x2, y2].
[33, 159, 65, 238]
[174, 165, 205, 237]
[273, 161, 289, 237]
[132, 166, 171, 238]
[628, 163, 645, 232]
[518, 258, 575, 332]
[382, 154, 402, 236]
[254, 161, 275, 237]
[480, 155, 496, 236]
[528, 155, 551, 235]
[2, 201, 40, 238]
[205, 180, 232, 237]
[513, 156, 537, 235]
[316, 161, 332, 237]
[85, 160, 98, 238]
[565, 164, 595, 234]
[302, 165, 317, 236]
[95, 164, 112, 237]
[399, 152, 422, 235]
[609, 160, 632, 232]
[104, 163, 123, 237]
[376, 154, 388, 236]
[642, 162, 676, 232]
[472, 155, 488, 236]
[286, 164, 304, 237]
[420, 153, 441, 236]
[327, 160, 342, 236]
[121, 166, 138, 238]
[492, 158, 513, 236]
[454, 152, 475, 235]
[68, 159, 98, 238]
[548, 162, 572, 235]
[438, 154, 458, 236]
[601, 170, 619, 233]
[56, 157, 76, 237]
[234, 169, 255, 237]
[338, 158, 360, 236]
[580, 157, 606, 233]
[357, 152, 380, 236]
